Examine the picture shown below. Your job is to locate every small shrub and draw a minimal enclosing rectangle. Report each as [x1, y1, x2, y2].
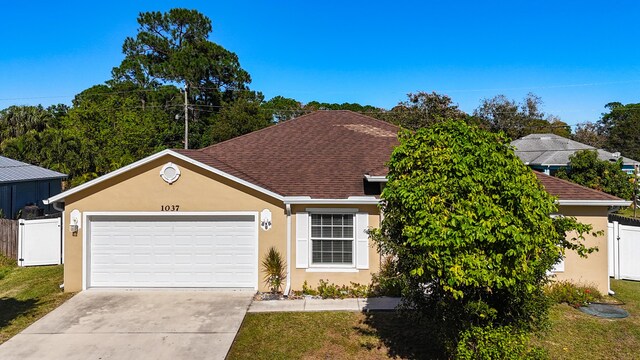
[545, 281, 603, 308]
[298, 279, 370, 299]
[455, 325, 547, 360]
[261, 247, 286, 294]
[370, 256, 404, 297]
[301, 280, 318, 296]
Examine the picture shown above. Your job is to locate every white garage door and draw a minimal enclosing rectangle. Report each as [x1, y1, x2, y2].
[88, 215, 257, 288]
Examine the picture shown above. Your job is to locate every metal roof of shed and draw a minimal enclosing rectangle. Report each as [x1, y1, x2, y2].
[0, 156, 67, 183]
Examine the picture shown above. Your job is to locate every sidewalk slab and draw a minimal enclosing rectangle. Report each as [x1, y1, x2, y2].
[304, 298, 360, 311]
[247, 299, 305, 313]
[247, 297, 403, 313]
[360, 297, 401, 311]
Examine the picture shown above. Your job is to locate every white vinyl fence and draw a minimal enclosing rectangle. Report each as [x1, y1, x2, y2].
[609, 219, 640, 281]
[18, 217, 62, 266]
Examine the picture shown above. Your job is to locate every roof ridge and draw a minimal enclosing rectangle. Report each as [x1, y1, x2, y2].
[332, 109, 401, 130]
[534, 171, 622, 200]
[200, 110, 325, 151]
[199, 110, 399, 152]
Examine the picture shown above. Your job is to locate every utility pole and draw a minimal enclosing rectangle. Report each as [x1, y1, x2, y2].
[184, 83, 189, 149]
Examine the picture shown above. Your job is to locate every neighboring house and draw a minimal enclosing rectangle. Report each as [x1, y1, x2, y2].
[0, 156, 67, 219]
[511, 133, 639, 175]
[45, 111, 629, 295]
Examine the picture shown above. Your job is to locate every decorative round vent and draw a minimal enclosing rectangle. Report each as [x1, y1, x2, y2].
[160, 162, 181, 184]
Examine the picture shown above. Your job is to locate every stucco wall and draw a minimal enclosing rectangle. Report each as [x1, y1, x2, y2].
[63, 154, 286, 292]
[62, 154, 383, 293]
[289, 204, 381, 291]
[553, 205, 610, 295]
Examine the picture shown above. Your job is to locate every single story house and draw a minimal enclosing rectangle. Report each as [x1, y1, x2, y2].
[45, 111, 629, 294]
[511, 133, 639, 175]
[0, 156, 67, 219]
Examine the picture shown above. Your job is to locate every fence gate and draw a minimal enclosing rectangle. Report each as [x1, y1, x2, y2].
[609, 218, 640, 281]
[18, 217, 62, 266]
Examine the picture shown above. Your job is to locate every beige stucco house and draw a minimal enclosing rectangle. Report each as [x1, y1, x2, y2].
[45, 111, 629, 295]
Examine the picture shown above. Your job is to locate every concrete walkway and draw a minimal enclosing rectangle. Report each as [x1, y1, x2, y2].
[0, 290, 253, 360]
[248, 296, 401, 313]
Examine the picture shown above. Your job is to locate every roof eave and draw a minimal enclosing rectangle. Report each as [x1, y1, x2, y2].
[556, 199, 632, 207]
[283, 196, 380, 205]
[1, 175, 67, 185]
[45, 149, 285, 204]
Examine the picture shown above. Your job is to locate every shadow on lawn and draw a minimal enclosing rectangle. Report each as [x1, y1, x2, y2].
[357, 311, 447, 360]
[0, 298, 37, 328]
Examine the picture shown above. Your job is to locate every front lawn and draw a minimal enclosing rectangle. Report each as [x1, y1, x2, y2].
[0, 256, 72, 344]
[228, 311, 440, 359]
[534, 279, 640, 359]
[229, 280, 640, 359]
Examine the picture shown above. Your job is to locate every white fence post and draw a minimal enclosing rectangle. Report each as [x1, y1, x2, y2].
[613, 221, 620, 280]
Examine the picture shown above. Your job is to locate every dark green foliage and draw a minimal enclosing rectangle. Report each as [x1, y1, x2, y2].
[384, 91, 468, 130]
[303, 101, 382, 113]
[261, 96, 305, 122]
[598, 102, 640, 161]
[369, 256, 404, 297]
[455, 325, 547, 360]
[555, 150, 634, 200]
[261, 247, 286, 294]
[473, 93, 570, 140]
[112, 8, 250, 96]
[370, 120, 595, 356]
[210, 92, 274, 144]
[0, 105, 64, 143]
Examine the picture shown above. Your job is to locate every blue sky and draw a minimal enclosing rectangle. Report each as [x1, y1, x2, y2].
[2, 1, 640, 127]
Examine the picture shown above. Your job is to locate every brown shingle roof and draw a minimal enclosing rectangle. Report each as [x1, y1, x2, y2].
[533, 171, 622, 201]
[177, 110, 623, 202]
[185, 110, 399, 198]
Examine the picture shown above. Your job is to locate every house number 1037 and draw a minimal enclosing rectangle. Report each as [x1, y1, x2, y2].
[161, 205, 180, 211]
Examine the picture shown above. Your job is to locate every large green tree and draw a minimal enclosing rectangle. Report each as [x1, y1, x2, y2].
[111, 8, 254, 147]
[210, 92, 274, 144]
[385, 91, 467, 129]
[371, 120, 595, 355]
[473, 93, 570, 140]
[598, 102, 640, 161]
[555, 150, 634, 200]
[0, 105, 65, 144]
[261, 96, 304, 122]
[573, 121, 606, 148]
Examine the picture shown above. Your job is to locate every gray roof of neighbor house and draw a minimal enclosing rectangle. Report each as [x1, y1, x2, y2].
[511, 133, 640, 167]
[0, 156, 67, 184]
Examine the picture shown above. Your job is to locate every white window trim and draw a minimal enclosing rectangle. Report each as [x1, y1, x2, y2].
[308, 211, 358, 269]
[306, 268, 359, 273]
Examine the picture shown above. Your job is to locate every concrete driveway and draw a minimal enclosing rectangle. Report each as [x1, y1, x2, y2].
[0, 289, 253, 360]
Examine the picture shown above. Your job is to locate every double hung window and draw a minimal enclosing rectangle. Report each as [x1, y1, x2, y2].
[310, 214, 354, 265]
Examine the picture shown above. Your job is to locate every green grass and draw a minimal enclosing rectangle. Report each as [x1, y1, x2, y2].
[616, 207, 640, 219]
[0, 256, 73, 344]
[228, 311, 441, 360]
[532, 280, 640, 359]
[229, 280, 640, 359]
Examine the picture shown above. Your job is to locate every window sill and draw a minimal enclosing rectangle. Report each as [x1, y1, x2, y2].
[305, 268, 359, 273]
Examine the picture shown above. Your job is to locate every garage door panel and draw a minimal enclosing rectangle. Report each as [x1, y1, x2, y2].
[89, 215, 257, 288]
